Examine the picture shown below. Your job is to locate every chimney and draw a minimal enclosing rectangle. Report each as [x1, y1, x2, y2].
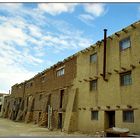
[103, 29, 107, 81]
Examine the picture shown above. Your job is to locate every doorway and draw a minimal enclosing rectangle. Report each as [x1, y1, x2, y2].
[105, 111, 115, 128]
[58, 113, 63, 129]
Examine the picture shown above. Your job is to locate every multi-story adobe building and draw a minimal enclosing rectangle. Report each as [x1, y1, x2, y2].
[74, 20, 140, 135]
[2, 20, 140, 135]
[3, 55, 77, 131]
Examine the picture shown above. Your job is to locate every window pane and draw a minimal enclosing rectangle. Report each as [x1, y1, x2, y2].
[90, 53, 97, 63]
[120, 72, 132, 86]
[57, 68, 65, 77]
[123, 111, 134, 122]
[90, 80, 97, 91]
[120, 37, 131, 51]
[91, 111, 98, 120]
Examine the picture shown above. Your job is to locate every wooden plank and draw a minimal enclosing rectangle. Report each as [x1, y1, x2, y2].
[63, 88, 77, 132]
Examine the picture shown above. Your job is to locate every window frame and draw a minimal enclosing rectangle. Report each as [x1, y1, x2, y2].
[91, 111, 98, 120]
[123, 110, 134, 123]
[119, 37, 131, 51]
[120, 71, 132, 86]
[90, 79, 97, 91]
[56, 67, 65, 77]
[90, 53, 97, 63]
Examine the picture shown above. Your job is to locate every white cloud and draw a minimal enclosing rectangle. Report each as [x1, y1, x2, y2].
[78, 3, 106, 26]
[38, 3, 78, 15]
[0, 3, 93, 93]
[0, 14, 44, 93]
[78, 14, 95, 26]
[83, 3, 106, 17]
[0, 43, 37, 93]
[0, 22, 28, 46]
[0, 3, 22, 10]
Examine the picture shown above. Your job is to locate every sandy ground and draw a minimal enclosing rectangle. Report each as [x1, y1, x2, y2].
[0, 118, 93, 137]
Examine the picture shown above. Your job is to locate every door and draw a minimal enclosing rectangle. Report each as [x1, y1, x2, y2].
[105, 111, 115, 128]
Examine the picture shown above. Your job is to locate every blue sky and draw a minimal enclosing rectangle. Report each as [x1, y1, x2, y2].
[0, 3, 140, 93]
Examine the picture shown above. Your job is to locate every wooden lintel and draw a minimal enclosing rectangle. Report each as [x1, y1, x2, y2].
[131, 24, 136, 29]
[115, 33, 120, 37]
[122, 28, 128, 33]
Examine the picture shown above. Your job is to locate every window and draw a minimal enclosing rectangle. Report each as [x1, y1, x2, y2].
[123, 110, 134, 123]
[91, 111, 98, 120]
[120, 71, 132, 86]
[56, 68, 64, 77]
[90, 79, 97, 91]
[120, 37, 131, 51]
[90, 53, 97, 63]
[39, 94, 42, 100]
[41, 76, 46, 83]
[30, 83, 33, 87]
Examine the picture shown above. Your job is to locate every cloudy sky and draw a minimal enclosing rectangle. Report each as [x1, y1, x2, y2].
[0, 3, 140, 93]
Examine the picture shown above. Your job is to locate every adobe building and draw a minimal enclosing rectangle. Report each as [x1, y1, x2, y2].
[2, 20, 140, 135]
[3, 55, 77, 131]
[74, 20, 140, 135]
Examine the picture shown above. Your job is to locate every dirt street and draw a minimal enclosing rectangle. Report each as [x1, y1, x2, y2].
[0, 118, 92, 137]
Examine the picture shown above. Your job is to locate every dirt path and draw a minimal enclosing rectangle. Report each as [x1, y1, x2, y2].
[0, 118, 92, 137]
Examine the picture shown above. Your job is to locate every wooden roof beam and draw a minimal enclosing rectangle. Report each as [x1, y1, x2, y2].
[94, 76, 98, 79]
[115, 33, 120, 37]
[114, 69, 119, 73]
[127, 105, 132, 108]
[121, 67, 127, 71]
[131, 24, 136, 29]
[108, 36, 113, 40]
[122, 28, 128, 33]
[130, 64, 136, 69]
[107, 72, 112, 75]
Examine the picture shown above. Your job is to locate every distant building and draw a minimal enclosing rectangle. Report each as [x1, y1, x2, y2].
[0, 93, 8, 116]
[2, 20, 140, 135]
